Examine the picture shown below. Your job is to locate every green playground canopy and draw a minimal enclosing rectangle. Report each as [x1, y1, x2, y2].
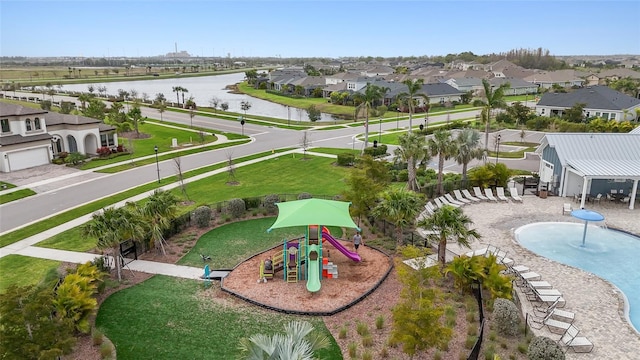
[267, 199, 360, 232]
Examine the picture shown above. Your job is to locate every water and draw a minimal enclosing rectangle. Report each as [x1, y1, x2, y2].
[58, 72, 337, 121]
[515, 222, 640, 332]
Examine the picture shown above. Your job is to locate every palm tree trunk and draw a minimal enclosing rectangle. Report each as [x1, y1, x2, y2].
[396, 226, 403, 248]
[408, 156, 417, 191]
[438, 238, 446, 268]
[484, 108, 490, 151]
[437, 157, 445, 195]
[114, 246, 122, 282]
[364, 113, 369, 150]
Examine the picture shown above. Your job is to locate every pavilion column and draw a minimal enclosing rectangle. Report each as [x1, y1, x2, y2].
[579, 177, 589, 209]
[630, 179, 638, 210]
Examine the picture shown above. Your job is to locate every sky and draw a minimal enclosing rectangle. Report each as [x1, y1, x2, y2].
[1, 0, 639, 58]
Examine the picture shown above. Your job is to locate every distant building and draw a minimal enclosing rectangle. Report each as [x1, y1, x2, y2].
[165, 51, 191, 58]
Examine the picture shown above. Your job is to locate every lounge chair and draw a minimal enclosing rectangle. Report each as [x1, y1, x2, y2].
[528, 286, 565, 307]
[484, 188, 498, 201]
[509, 187, 523, 202]
[464, 248, 489, 257]
[426, 202, 437, 213]
[462, 189, 481, 202]
[528, 280, 553, 289]
[495, 187, 509, 201]
[533, 298, 575, 323]
[433, 197, 445, 208]
[528, 311, 572, 334]
[558, 325, 594, 353]
[563, 203, 572, 215]
[493, 249, 514, 266]
[473, 187, 489, 201]
[592, 193, 602, 206]
[445, 193, 466, 206]
[453, 189, 472, 204]
[439, 196, 461, 208]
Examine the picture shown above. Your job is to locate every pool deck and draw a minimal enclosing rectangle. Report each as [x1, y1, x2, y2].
[459, 195, 640, 360]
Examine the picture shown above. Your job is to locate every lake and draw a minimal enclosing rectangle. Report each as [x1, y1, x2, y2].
[59, 73, 337, 121]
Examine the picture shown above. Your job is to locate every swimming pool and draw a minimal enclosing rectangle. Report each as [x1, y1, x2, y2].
[515, 222, 639, 332]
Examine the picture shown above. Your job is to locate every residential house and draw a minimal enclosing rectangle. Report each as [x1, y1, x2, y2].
[0, 102, 117, 172]
[536, 132, 640, 209]
[489, 77, 538, 95]
[535, 85, 640, 121]
[288, 76, 327, 97]
[361, 65, 395, 77]
[584, 68, 640, 86]
[445, 77, 484, 96]
[0, 105, 52, 172]
[524, 70, 584, 89]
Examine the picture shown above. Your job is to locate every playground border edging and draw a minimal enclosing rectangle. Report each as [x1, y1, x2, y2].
[220, 244, 394, 316]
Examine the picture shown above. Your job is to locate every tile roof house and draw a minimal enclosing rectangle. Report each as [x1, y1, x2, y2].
[535, 85, 640, 121]
[489, 77, 539, 95]
[0, 102, 117, 172]
[524, 70, 584, 89]
[536, 132, 640, 209]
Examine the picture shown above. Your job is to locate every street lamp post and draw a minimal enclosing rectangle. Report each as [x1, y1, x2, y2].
[287, 105, 290, 126]
[154, 145, 160, 183]
[495, 134, 501, 165]
[378, 116, 382, 143]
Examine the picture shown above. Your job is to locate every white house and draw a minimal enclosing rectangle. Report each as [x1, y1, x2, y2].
[535, 86, 640, 121]
[0, 103, 117, 172]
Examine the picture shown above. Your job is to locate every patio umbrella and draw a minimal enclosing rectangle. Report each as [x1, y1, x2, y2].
[570, 209, 605, 246]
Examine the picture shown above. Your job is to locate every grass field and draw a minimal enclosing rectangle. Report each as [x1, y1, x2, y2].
[95, 276, 342, 360]
[0, 255, 61, 293]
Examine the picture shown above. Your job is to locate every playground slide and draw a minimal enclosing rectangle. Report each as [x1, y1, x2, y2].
[306, 244, 321, 292]
[322, 232, 361, 262]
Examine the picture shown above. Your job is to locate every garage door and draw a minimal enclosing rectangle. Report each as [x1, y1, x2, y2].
[8, 148, 50, 171]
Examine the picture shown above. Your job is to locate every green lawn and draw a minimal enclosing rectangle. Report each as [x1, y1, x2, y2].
[179, 155, 349, 205]
[0, 255, 61, 293]
[0, 188, 37, 204]
[96, 276, 342, 360]
[178, 217, 343, 268]
[309, 147, 360, 156]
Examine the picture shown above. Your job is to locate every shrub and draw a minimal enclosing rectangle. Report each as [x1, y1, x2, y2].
[527, 336, 565, 360]
[397, 169, 409, 182]
[92, 328, 104, 346]
[226, 198, 246, 218]
[336, 153, 355, 166]
[263, 194, 280, 214]
[375, 315, 385, 329]
[356, 322, 369, 336]
[362, 335, 373, 347]
[379, 346, 389, 358]
[493, 298, 520, 337]
[99, 343, 113, 359]
[243, 197, 261, 209]
[297, 192, 312, 200]
[96, 147, 111, 157]
[66, 152, 86, 165]
[193, 206, 212, 228]
[362, 350, 373, 360]
[338, 326, 347, 339]
[348, 342, 358, 358]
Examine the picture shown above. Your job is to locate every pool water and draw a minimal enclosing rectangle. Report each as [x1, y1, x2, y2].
[515, 222, 639, 332]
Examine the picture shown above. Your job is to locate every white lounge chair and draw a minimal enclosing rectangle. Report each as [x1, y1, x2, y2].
[426, 202, 437, 213]
[493, 249, 514, 266]
[563, 203, 572, 215]
[495, 187, 509, 201]
[528, 280, 553, 289]
[533, 298, 575, 323]
[484, 188, 498, 202]
[433, 197, 445, 208]
[445, 193, 465, 206]
[509, 187, 523, 202]
[462, 189, 481, 202]
[438, 196, 460, 208]
[528, 311, 572, 334]
[453, 189, 472, 204]
[558, 325, 594, 353]
[473, 187, 489, 201]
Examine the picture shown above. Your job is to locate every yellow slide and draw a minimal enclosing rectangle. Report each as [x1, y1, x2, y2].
[306, 244, 321, 292]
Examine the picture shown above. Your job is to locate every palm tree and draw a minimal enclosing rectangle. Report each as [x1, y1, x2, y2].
[394, 132, 429, 191]
[417, 205, 480, 269]
[399, 79, 428, 133]
[172, 86, 182, 105]
[77, 93, 91, 111]
[238, 321, 330, 360]
[454, 128, 483, 184]
[132, 190, 178, 256]
[82, 206, 144, 281]
[478, 79, 509, 151]
[428, 129, 457, 196]
[372, 187, 424, 247]
[180, 87, 189, 107]
[353, 83, 385, 150]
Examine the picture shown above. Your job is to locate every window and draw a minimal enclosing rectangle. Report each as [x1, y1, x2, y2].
[595, 112, 601, 117]
[34, 118, 41, 130]
[602, 113, 609, 120]
[100, 133, 115, 147]
[25, 119, 32, 131]
[0, 119, 9, 133]
[541, 109, 545, 115]
[610, 113, 616, 120]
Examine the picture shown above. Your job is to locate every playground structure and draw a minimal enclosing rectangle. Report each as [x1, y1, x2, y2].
[263, 199, 362, 293]
[259, 226, 361, 291]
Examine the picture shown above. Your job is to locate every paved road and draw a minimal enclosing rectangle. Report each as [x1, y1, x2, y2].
[0, 92, 540, 234]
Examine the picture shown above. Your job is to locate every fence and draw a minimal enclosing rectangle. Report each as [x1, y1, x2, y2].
[467, 282, 486, 360]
